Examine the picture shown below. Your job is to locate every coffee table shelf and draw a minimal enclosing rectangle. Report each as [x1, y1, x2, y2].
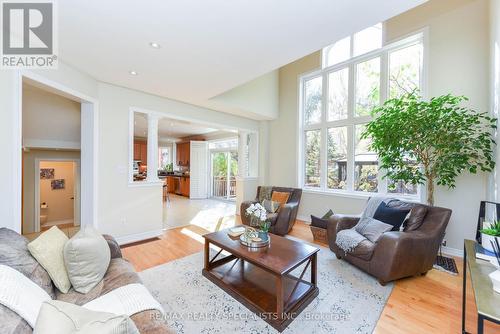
[202, 230, 319, 332]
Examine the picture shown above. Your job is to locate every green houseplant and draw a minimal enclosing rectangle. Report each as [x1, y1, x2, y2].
[480, 221, 500, 252]
[362, 93, 496, 205]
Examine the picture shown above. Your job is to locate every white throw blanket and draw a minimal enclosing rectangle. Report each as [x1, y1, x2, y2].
[0, 265, 52, 327]
[335, 196, 387, 254]
[84, 283, 165, 317]
[0, 264, 164, 327]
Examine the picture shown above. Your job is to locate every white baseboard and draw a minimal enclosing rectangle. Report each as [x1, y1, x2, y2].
[440, 246, 463, 258]
[115, 229, 163, 246]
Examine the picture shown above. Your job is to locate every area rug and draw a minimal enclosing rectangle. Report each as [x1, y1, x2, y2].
[139, 246, 393, 334]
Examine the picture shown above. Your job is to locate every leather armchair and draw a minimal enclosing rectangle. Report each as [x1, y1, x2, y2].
[327, 203, 452, 285]
[240, 186, 302, 236]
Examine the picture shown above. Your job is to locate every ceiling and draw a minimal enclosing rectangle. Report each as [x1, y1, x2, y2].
[58, 0, 426, 119]
[134, 114, 235, 140]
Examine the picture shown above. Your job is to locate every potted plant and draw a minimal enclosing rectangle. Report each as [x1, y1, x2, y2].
[363, 93, 496, 205]
[480, 221, 500, 253]
[245, 203, 271, 233]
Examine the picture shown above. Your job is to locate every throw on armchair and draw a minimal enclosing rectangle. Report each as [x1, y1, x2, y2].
[240, 186, 302, 236]
[327, 201, 452, 285]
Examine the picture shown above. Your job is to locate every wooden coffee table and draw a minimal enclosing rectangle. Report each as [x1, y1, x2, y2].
[202, 229, 320, 332]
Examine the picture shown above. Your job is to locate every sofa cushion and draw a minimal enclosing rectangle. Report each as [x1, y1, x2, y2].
[0, 228, 55, 299]
[64, 227, 111, 294]
[34, 300, 138, 334]
[404, 205, 428, 231]
[28, 226, 71, 293]
[373, 202, 411, 231]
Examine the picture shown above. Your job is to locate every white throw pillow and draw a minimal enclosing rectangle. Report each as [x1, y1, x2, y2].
[64, 227, 111, 294]
[34, 300, 139, 334]
[28, 226, 71, 293]
[0, 265, 52, 328]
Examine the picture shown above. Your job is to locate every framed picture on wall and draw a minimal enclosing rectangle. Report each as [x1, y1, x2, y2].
[51, 179, 65, 190]
[40, 168, 55, 179]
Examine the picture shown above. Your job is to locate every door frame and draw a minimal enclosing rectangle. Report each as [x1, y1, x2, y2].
[34, 158, 81, 232]
[13, 70, 99, 234]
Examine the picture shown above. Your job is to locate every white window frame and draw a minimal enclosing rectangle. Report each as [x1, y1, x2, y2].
[298, 28, 428, 201]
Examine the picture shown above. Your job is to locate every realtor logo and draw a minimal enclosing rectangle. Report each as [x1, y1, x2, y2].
[1, 0, 57, 68]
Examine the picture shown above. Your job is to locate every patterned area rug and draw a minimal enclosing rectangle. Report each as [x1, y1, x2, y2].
[139, 246, 392, 334]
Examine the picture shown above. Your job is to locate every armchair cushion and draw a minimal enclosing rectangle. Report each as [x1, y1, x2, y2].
[350, 239, 376, 261]
[373, 202, 411, 231]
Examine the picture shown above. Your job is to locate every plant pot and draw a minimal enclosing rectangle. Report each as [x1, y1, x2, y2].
[490, 270, 500, 293]
[481, 233, 500, 253]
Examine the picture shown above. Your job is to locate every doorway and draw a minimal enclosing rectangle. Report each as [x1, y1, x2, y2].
[210, 151, 238, 201]
[36, 159, 80, 233]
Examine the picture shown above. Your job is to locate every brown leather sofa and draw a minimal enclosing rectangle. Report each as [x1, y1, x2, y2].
[327, 202, 452, 285]
[240, 186, 302, 236]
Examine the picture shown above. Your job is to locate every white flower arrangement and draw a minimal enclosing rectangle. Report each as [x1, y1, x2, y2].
[245, 203, 268, 222]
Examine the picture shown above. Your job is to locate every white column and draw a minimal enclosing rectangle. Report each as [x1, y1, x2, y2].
[238, 131, 249, 177]
[147, 114, 160, 182]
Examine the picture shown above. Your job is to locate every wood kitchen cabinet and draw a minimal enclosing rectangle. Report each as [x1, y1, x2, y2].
[166, 176, 176, 193]
[133, 140, 147, 164]
[180, 177, 190, 197]
[176, 142, 190, 167]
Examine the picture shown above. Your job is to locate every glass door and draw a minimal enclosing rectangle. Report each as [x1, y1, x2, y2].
[211, 151, 237, 200]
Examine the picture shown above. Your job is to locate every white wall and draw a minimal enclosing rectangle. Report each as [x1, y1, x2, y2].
[208, 70, 280, 120]
[23, 84, 81, 149]
[268, 0, 492, 251]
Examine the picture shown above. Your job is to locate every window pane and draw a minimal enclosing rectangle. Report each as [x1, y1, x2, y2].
[355, 124, 378, 192]
[324, 36, 351, 67]
[389, 43, 423, 98]
[304, 76, 322, 124]
[353, 23, 383, 57]
[355, 57, 380, 117]
[387, 160, 418, 195]
[305, 130, 321, 187]
[327, 127, 347, 190]
[328, 68, 349, 121]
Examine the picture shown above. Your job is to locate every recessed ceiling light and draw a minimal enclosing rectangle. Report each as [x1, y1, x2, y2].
[149, 42, 161, 49]
[129, 70, 138, 76]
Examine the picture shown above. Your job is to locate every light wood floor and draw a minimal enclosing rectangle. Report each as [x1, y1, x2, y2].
[122, 219, 498, 334]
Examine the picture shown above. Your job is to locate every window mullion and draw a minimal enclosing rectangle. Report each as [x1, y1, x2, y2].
[320, 73, 328, 190]
[346, 62, 355, 191]
[378, 51, 389, 194]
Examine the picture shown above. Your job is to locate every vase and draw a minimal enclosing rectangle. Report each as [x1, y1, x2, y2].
[481, 233, 500, 253]
[490, 270, 500, 293]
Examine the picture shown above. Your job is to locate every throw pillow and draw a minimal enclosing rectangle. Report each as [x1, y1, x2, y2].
[404, 205, 428, 231]
[63, 227, 111, 294]
[28, 226, 71, 293]
[271, 191, 290, 209]
[258, 186, 273, 202]
[34, 300, 139, 334]
[321, 209, 334, 219]
[373, 202, 411, 231]
[310, 215, 329, 229]
[261, 199, 280, 213]
[356, 216, 393, 243]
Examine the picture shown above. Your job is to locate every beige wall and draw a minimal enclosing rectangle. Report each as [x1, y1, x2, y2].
[23, 84, 81, 149]
[40, 161, 75, 223]
[269, 0, 491, 251]
[23, 150, 80, 234]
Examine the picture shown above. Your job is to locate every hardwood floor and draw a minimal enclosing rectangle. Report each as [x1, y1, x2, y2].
[121, 219, 498, 334]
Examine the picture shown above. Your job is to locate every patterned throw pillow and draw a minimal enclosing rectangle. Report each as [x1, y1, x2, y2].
[261, 199, 280, 213]
[258, 186, 273, 202]
[271, 191, 291, 209]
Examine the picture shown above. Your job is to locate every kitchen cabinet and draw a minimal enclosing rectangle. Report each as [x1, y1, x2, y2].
[176, 142, 190, 167]
[133, 140, 147, 164]
[165, 176, 176, 193]
[180, 177, 190, 197]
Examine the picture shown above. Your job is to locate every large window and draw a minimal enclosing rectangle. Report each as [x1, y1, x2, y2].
[300, 26, 425, 197]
